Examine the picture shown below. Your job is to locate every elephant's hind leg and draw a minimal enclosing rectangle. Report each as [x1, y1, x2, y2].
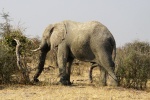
[96, 49, 118, 86]
[89, 62, 98, 83]
[89, 63, 107, 86]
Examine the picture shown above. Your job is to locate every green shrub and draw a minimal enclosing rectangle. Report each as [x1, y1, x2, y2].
[116, 41, 150, 89]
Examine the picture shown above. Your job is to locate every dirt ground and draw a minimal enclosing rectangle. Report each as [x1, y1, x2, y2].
[0, 66, 150, 100]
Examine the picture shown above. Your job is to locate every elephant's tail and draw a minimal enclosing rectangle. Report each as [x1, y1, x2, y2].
[109, 36, 116, 62]
[110, 36, 117, 73]
[112, 42, 116, 62]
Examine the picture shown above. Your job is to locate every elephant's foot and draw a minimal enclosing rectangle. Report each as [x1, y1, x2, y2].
[30, 78, 40, 85]
[59, 79, 72, 86]
[99, 78, 106, 86]
[59, 74, 72, 86]
[33, 78, 39, 83]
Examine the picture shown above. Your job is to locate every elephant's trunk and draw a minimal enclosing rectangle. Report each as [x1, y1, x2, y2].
[33, 44, 50, 82]
[33, 51, 48, 82]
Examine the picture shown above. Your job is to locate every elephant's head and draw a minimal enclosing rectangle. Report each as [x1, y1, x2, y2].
[32, 22, 67, 52]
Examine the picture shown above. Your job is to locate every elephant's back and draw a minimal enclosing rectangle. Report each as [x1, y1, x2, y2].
[64, 20, 105, 32]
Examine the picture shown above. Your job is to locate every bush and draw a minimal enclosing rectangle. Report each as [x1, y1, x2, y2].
[0, 11, 40, 84]
[0, 43, 18, 83]
[116, 41, 150, 89]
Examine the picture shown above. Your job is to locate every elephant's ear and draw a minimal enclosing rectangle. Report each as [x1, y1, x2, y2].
[32, 24, 54, 52]
[42, 24, 54, 39]
[50, 22, 67, 49]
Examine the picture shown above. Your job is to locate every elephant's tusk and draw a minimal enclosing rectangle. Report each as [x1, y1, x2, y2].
[31, 47, 41, 52]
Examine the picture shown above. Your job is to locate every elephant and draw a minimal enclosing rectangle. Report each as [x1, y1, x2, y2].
[32, 20, 118, 86]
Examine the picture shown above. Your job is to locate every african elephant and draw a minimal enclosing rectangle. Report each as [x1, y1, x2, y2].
[32, 20, 118, 86]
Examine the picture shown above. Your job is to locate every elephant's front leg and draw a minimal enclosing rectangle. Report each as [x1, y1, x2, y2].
[57, 42, 70, 85]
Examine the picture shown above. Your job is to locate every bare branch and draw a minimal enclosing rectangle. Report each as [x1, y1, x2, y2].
[14, 39, 30, 83]
[14, 39, 22, 70]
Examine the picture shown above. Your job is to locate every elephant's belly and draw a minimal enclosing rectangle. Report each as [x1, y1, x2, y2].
[70, 44, 95, 62]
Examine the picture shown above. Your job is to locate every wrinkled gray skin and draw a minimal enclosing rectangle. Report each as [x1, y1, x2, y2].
[33, 20, 118, 86]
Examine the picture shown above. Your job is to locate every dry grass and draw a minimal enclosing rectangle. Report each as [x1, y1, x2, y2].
[1, 85, 150, 100]
[0, 63, 150, 100]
